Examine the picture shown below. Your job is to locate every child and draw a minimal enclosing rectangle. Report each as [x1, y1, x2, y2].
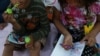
[2, 0, 50, 56]
[0, 0, 10, 30]
[53, 0, 100, 56]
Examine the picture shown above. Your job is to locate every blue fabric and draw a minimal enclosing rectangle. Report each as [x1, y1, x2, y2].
[8, 33, 25, 44]
[0, 0, 10, 23]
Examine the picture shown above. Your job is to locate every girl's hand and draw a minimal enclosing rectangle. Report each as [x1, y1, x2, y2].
[2, 13, 16, 23]
[62, 34, 73, 50]
[81, 33, 96, 47]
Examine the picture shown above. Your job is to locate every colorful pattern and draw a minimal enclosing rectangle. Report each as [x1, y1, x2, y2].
[61, 2, 100, 56]
[89, 2, 100, 14]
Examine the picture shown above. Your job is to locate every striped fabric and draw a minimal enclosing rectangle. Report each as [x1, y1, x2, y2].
[9, 0, 50, 41]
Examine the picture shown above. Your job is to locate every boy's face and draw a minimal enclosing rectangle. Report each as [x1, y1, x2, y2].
[10, 0, 30, 9]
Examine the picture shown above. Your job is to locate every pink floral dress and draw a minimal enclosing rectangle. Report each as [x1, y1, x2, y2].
[61, 2, 100, 56]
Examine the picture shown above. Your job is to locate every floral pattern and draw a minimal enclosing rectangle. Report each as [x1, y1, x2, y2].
[60, 2, 100, 56]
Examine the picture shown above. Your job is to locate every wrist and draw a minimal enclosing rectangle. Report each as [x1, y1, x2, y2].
[63, 32, 71, 37]
[12, 21, 21, 30]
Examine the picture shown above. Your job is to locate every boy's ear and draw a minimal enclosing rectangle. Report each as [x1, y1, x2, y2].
[46, 6, 60, 21]
[46, 6, 54, 21]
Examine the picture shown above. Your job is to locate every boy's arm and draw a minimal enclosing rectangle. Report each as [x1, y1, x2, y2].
[3, 3, 26, 35]
[11, 20, 21, 30]
[2, 12, 27, 35]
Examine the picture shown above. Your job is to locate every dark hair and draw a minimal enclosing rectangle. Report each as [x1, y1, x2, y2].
[58, 0, 98, 15]
[58, 0, 98, 7]
[84, 0, 98, 6]
[83, 0, 98, 15]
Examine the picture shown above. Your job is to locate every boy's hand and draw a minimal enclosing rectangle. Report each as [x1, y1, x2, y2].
[62, 34, 73, 50]
[2, 13, 16, 23]
[81, 33, 96, 47]
[25, 36, 34, 49]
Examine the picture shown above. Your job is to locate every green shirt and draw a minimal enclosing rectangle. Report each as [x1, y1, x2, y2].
[10, 0, 50, 41]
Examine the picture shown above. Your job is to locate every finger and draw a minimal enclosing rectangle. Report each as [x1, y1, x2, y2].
[87, 39, 92, 46]
[25, 44, 30, 48]
[62, 42, 73, 50]
[7, 14, 12, 20]
[87, 38, 94, 46]
[64, 45, 73, 50]
[2, 13, 8, 21]
[88, 39, 95, 46]
[25, 44, 28, 48]
[80, 37, 87, 43]
[61, 43, 72, 50]
[25, 43, 32, 48]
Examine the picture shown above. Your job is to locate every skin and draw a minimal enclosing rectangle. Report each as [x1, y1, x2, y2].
[53, 6, 73, 50]
[81, 15, 100, 46]
[10, 0, 31, 9]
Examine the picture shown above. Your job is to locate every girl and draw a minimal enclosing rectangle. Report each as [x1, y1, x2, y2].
[2, 0, 50, 56]
[53, 0, 100, 56]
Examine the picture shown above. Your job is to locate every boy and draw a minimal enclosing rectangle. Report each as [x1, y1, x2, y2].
[2, 0, 50, 56]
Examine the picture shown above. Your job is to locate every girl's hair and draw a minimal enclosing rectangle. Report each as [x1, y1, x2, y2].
[83, 0, 98, 15]
[58, 0, 98, 15]
[84, 0, 98, 6]
[58, 0, 98, 7]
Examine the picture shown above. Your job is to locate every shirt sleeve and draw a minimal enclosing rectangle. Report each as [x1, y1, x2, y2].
[31, 0, 50, 41]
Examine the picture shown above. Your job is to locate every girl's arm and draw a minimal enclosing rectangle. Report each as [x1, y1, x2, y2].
[90, 15, 100, 35]
[53, 7, 70, 36]
[81, 15, 100, 46]
[53, 7, 73, 49]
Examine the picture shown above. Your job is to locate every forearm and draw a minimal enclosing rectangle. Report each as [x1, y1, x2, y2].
[53, 8, 70, 36]
[11, 21, 21, 30]
[89, 22, 100, 37]
[53, 19, 70, 36]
